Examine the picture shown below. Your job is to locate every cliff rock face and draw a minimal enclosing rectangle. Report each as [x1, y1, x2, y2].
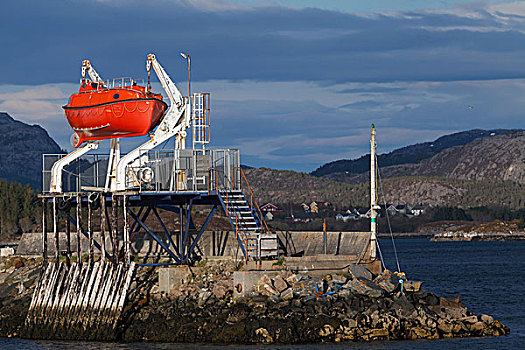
[417, 131, 525, 184]
[0, 113, 62, 189]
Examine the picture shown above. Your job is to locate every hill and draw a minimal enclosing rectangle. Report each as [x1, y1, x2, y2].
[312, 129, 515, 178]
[0, 113, 62, 189]
[244, 168, 525, 210]
[322, 131, 525, 186]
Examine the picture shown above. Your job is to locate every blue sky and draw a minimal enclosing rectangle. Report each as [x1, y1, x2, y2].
[1, 0, 525, 171]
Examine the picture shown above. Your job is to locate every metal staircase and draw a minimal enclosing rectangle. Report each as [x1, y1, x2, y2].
[221, 189, 262, 259]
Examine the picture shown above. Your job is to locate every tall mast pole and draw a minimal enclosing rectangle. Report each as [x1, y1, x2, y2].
[370, 123, 377, 260]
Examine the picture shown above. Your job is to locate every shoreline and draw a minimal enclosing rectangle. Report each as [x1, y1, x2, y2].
[0, 257, 509, 344]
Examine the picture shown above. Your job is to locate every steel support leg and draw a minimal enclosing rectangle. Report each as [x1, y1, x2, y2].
[183, 200, 194, 261]
[111, 194, 118, 263]
[100, 195, 106, 265]
[152, 207, 180, 257]
[76, 195, 82, 263]
[123, 195, 130, 267]
[53, 197, 59, 268]
[88, 198, 94, 265]
[185, 205, 218, 264]
[127, 209, 181, 264]
[65, 208, 71, 266]
[42, 198, 47, 263]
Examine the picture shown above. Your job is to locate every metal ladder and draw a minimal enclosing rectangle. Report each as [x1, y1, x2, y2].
[221, 189, 263, 259]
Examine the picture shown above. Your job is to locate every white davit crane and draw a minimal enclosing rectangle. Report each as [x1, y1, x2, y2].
[49, 60, 104, 193]
[81, 60, 103, 83]
[114, 53, 191, 191]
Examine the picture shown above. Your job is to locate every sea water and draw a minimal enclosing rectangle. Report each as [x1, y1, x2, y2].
[1, 239, 524, 349]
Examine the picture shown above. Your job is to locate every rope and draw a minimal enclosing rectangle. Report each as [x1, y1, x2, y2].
[376, 154, 401, 273]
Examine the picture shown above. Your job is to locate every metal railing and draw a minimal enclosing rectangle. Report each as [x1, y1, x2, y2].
[43, 148, 240, 194]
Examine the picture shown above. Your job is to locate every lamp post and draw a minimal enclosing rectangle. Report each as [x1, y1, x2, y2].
[180, 52, 191, 107]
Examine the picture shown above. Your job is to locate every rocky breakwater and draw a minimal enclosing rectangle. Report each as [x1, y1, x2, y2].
[433, 220, 525, 241]
[120, 262, 508, 344]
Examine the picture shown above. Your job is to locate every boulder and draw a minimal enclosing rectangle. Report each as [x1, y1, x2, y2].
[348, 265, 372, 281]
[343, 278, 383, 298]
[255, 275, 273, 294]
[281, 288, 294, 300]
[480, 314, 493, 324]
[212, 284, 228, 299]
[404, 281, 422, 292]
[285, 274, 298, 284]
[273, 275, 288, 293]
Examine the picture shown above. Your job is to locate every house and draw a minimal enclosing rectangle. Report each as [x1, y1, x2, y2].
[354, 207, 371, 219]
[264, 212, 274, 221]
[335, 213, 344, 221]
[380, 204, 397, 217]
[261, 203, 282, 213]
[310, 201, 319, 214]
[411, 204, 425, 216]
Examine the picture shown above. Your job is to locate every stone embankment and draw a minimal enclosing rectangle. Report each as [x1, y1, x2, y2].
[0, 257, 510, 344]
[432, 220, 525, 241]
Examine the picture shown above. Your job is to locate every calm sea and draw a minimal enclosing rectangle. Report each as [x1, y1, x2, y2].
[2, 239, 524, 349]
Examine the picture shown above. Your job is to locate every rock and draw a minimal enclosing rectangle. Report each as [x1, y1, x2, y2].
[391, 295, 416, 318]
[319, 324, 334, 337]
[268, 295, 281, 303]
[480, 314, 493, 324]
[348, 265, 372, 280]
[438, 320, 453, 334]
[281, 288, 294, 300]
[409, 327, 431, 339]
[197, 290, 212, 307]
[366, 328, 389, 340]
[255, 275, 272, 292]
[376, 280, 396, 293]
[459, 315, 478, 324]
[469, 322, 485, 333]
[331, 275, 347, 285]
[255, 327, 274, 344]
[262, 283, 279, 297]
[273, 275, 288, 293]
[285, 274, 298, 284]
[212, 284, 228, 299]
[343, 278, 383, 298]
[404, 281, 422, 292]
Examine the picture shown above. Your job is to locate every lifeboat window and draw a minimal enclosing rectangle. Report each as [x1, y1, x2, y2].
[92, 83, 98, 89]
[113, 93, 119, 99]
[82, 83, 87, 88]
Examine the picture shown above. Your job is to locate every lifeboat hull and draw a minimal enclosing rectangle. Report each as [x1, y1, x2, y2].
[63, 83, 168, 147]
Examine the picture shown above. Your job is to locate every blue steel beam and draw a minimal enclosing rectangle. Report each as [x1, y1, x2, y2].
[182, 199, 194, 261]
[152, 206, 180, 257]
[185, 204, 218, 264]
[127, 209, 182, 264]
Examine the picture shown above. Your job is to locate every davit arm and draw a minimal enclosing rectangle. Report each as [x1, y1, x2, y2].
[114, 53, 190, 191]
[81, 60, 103, 83]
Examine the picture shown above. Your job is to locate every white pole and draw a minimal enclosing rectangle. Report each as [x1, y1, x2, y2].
[370, 123, 377, 260]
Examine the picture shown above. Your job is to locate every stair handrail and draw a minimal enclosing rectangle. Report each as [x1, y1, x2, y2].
[234, 167, 271, 235]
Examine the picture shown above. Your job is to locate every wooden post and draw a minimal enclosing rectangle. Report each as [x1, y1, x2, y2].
[100, 195, 106, 265]
[53, 197, 59, 268]
[65, 207, 71, 266]
[76, 195, 82, 264]
[111, 195, 118, 264]
[88, 197, 94, 265]
[42, 198, 48, 263]
[123, 195, 130, 267]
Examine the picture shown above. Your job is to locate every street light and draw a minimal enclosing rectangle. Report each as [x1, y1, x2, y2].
[180, 52, 191, 107]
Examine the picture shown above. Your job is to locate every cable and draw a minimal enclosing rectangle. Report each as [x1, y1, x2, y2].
[376, 154, 401, 273]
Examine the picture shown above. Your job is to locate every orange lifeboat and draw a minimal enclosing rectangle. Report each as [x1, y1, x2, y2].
[63, 78, 168, 147]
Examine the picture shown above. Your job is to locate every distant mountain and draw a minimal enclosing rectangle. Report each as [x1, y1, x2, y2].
[321, 130, 525, 186]
[311, 129, 513, 177]
[0, 113, 62, 189]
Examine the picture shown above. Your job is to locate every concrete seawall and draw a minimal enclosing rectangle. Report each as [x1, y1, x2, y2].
[16, 231, 371, 259]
